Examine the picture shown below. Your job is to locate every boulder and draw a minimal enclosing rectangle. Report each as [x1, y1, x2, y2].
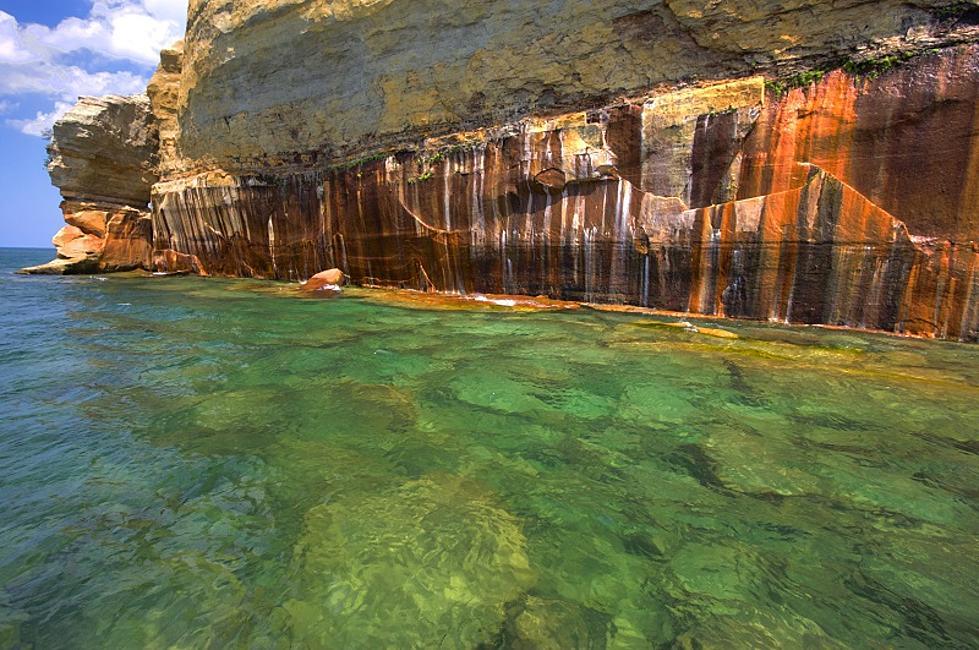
[301, 268, 346, 292]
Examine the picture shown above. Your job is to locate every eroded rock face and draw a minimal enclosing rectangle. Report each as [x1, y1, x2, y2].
[172, 0, 960, 173]
[151, 43, 979, 339]
[147, 41, 184, 177]
[47, 95, 158, 206]
[27, 2, 979, 339]
[25, 97, 158, 274]
[22, 201, 154, 275]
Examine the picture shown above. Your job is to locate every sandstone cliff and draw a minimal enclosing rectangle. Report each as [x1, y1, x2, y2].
[171, 0, 963, 174]
[23, 95, 157, 274]
[28, 1, 979, 340]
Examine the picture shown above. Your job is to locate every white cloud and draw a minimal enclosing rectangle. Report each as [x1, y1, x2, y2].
[0, 1, 186, 136]
[0, 61, 148, 98]
[5, 1, 186, 66]
[6, 100, 74, 136]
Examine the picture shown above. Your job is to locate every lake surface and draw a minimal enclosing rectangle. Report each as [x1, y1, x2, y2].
[1, 247, 977, 648]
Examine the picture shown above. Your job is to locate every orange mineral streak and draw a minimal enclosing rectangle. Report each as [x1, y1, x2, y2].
[143, 46, 979, 340]
[687, 199, 737, 315]
[676, 165, 979, 337]
[740, 71, 860, 201]
[899, 243, 979, 338]
[99, 209, 153, 272]
[762, 181, 805, 323]
[742, 47, 979, 241]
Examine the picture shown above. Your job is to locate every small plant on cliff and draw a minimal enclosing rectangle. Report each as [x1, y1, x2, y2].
[842, 51, 918, 79]
[422, 143, 468, 167]
[332, 151, 391, 172]
[766, 43, 947, 99]
[764, 69, 826, 98]
[424, 151, 445, 166]
[407, 170, 434, 184]
[42, 129, 54, 170]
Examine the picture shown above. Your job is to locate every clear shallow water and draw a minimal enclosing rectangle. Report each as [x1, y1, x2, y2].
[1, 247, 977, 649]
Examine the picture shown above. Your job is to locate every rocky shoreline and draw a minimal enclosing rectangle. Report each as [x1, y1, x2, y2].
[23, 2, 979, 340]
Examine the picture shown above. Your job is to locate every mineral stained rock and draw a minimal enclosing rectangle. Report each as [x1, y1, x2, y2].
[31, 1, 979, 339]
[25, 96, 158, 274]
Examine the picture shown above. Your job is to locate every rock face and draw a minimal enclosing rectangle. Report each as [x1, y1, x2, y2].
[172, 0, 959, 173]
[24, 96, 157, 274]
[30, 2, 979, 339]
[47, 95, 158, 206]
[146, 42, 184, 178]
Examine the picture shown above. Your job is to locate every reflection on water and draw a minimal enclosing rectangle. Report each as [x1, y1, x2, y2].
[1, 248, 977, 648]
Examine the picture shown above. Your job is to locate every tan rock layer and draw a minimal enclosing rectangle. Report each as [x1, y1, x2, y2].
[147, 41, 184, 177]
[171, 0, 965, 175]
[47, 96, 159, 206]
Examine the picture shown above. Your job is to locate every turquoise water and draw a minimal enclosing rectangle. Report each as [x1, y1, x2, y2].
[1, 247, 977, 648]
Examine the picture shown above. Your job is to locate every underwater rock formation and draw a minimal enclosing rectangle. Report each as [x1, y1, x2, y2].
[30, 1, 979, 339]
[287, 475, 535, 647]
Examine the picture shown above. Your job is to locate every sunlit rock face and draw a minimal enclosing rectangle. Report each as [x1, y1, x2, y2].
[737, 50, 979, 242]
[146, 41, 184, 179]
[172, 0, 955, 173]
[47, 96, 158, 206]
[152, 42, 979, 339]
[23, 97, 157, 274]
[29, 1, 979, 339]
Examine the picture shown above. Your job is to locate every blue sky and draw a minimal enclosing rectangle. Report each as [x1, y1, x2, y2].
[0, 1, 186, 247]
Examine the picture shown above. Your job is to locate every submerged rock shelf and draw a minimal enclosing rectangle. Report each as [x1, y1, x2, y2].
[2, 253, 977, 648]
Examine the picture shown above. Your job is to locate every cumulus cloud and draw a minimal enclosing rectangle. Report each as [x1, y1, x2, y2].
[0, 61, 148, 98]
[4, 1, 186, 66]
[6, 101, 75, 136]
[0, 1, 186, 136]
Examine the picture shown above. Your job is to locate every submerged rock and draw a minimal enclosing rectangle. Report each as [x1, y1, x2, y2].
[495, 595, 612, 649]
[285, 474, 535, 647]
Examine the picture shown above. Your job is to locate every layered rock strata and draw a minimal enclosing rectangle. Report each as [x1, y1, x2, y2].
[172, 0, 965, 172]
[30, 2, 979, 340]
[152, 43, 979, 340]
[23, 96, 158, 274]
